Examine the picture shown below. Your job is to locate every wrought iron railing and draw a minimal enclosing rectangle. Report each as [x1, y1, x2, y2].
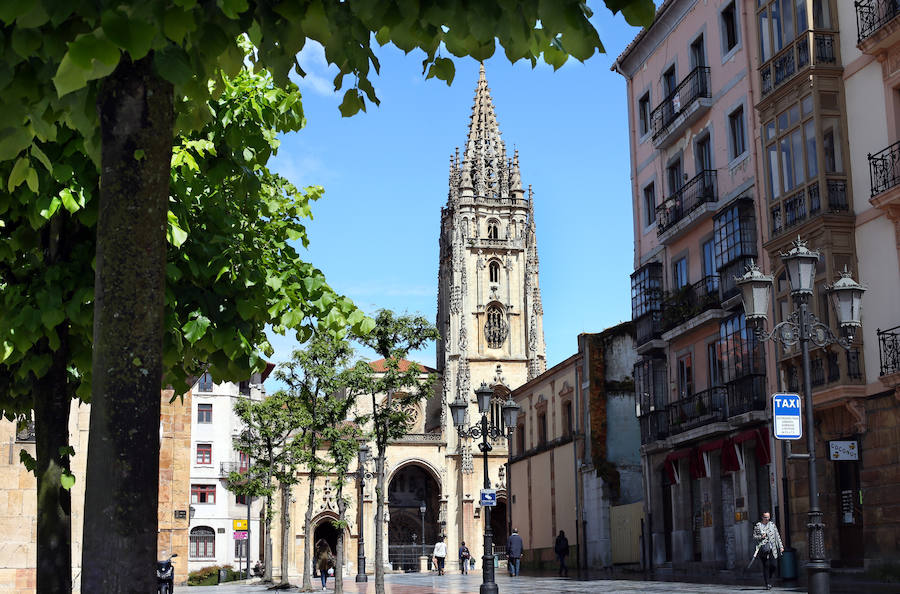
[869, 140, 900, 197]
[220, 461, 247, 476]
[388, 544, 428, 572]
[878, 325, 900, 376]
[667, 388, 727, 433]
[847, 348, 863, 379]
[640, 410, 669, 444]
[726, 375, 766, 417]
[827, 179, 849, 211]
[650, 66, 711, 141]
[770, 179, 849, 238]
[827, 351, 841, 383]
[656, 170, 718, 235]
[760, 31, 837, 98]
[661, 275, 722, 331]
[857, 0, 900, 43]
[811, 357, 825, 387]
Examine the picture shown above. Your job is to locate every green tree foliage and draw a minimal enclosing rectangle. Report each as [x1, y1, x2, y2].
[0, 1, 654, 589]
[230, 390, 308, 584]
[355, 310, 439, 593]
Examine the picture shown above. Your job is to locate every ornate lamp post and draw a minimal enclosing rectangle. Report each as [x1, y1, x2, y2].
[419, 502, 427, 559]
[736, 238, 866, 594]
[449, 382, 520, 594]
[355, 444, 370, 583]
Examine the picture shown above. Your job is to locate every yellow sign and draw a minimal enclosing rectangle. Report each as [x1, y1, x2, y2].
[233, 519, 248, 530]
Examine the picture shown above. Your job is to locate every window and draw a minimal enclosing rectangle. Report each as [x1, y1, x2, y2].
[663, 66, 676, 97]
[677, 354, 694, 398]
[708, 342, 723, 387]
[690, 35, 706, 69]
[198, 372, 213, 392]
[631, 263, 663, 320]
[673, 258, 688, 290]
[639, 92, 651, 136]
[667, 159, 683, 196]
[718, 314, 762, 382]
[239, 380, 250, 396]
[537, 412, 548, 445]
[239, 451, 250, 473]
[822, 118, 844, 173]
[191, 484, 216, 504]
[563, 401, 573, 438]
[196, 443, 212, 465]
[190, 526, 215, 558]
[484, 305, 508, 349]
[487, 222, 499, 239]
[634, 358, 668, 413]
[235, 538, 248, 559]
[236, 493, 248, 505]
[714, 201, 757, 299]
[643, 183, 656, 227]
[696, 135, 711, 173]
[516, 423, 525, 454]
[729, 107, 746, 159]
[489, 261, 500, 283]
[702, 239, 719, 292]
[197, 403, 212, 424]
[722, 2, 738, 52]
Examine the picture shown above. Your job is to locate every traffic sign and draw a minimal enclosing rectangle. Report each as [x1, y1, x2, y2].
[233, 519, 248, 530]
[233, 530, 248, 540]
[773, 393, 802, 440]
[479, 489, 497, 507]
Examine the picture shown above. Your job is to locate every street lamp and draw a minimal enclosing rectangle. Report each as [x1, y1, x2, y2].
[419, 502, 427, 560]
[449, 382, 520, 594]
[736, 237, 865, 594]
[355, 443, 370, 583]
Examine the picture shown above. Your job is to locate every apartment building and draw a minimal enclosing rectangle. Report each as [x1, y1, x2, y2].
[614, 0, 776, 573]
[508, 324, 640, 571]
[187, 368, 271, 574]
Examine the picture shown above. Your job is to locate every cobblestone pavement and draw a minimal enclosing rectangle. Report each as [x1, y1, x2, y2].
[188, 573, 801, 593]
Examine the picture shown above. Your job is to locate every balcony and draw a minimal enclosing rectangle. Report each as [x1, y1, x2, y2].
[869, 139, 900, 198]
[635, 312, 664, 352]
[760, 31, 838, 100]
[650, 66, 712, 149]
[878, 325, 900, 377]
[660, 276, 725, 339]
[220, 461, 247, 477]
[640, 410, 669, 445]
[726, 375, 767, 417]
[656, 170, 718, 241]
[857, 0, 900, 52]
[667, 388, 727, 434]
[769, 178, 848, 239]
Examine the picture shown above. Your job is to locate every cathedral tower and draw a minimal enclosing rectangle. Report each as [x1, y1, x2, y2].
[437, 65, 547, 435]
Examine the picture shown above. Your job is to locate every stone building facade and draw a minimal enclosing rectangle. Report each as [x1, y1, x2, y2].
[269, 66, 547, 581]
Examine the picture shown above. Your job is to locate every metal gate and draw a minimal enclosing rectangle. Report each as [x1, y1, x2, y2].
[388, 544, 429, 572]
[610, 502, 643, 564]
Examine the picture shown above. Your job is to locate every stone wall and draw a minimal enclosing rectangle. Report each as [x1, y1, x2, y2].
[158, 389, 192, 584]
[0, 421, 36, 593]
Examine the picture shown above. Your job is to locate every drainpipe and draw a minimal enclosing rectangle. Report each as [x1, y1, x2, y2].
[573, 349, 583, 571]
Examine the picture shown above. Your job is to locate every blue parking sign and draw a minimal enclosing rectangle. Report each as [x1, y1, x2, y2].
[773, 393, 802, 440]
[480, 489, 497, 507]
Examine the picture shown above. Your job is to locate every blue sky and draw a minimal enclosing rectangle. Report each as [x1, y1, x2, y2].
[265, 6, 643, 385]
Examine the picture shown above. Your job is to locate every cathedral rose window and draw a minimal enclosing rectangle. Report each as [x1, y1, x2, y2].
[485, 305, 508, 348]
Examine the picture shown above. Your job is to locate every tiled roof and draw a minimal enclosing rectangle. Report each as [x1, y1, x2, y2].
[368, 358, 436, 374]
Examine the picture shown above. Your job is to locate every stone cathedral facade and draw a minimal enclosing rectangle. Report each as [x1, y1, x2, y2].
[270, 66, 547, 581]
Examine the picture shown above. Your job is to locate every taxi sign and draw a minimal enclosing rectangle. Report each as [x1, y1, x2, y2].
[773, 393, 802, 440]
[479, 489, 497, 507]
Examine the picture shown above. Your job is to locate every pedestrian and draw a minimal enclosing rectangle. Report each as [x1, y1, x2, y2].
[315, 538, 334, 591]
[507, 528, 524, 577]
[554, 530, 569, 577]
[459, 540, 471, 575]
[753, 511, 784, 590]
[432, 535, 447, 575]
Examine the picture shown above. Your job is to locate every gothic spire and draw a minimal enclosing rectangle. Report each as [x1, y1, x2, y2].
[460, 63, 508, 199]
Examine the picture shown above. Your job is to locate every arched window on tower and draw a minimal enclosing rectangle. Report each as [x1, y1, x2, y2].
[485, 304, 508, 349]
[487, 221, 499, 239]
[489, 261, 500, 283]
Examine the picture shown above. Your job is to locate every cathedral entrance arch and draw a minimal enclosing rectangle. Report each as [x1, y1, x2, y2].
[311, 513, 341, 577]
[387, 462, 441, 572]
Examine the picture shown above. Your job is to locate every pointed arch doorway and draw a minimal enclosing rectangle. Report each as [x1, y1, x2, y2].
[387, 462, 441, 571]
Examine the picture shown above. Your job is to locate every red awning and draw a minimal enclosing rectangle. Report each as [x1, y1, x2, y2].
[664, 449, 692, 483]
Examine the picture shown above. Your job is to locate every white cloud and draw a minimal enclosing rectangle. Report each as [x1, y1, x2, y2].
[292, 40, 341, 99]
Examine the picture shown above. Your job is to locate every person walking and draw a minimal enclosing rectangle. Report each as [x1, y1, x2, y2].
[432, 535, 448, 575]
[753, 511, 784, 590]
[554, 530, 569, 577]
[507, 528, 524, 577]
[458, 540, 471, 575]
[315, 538, 334, 591]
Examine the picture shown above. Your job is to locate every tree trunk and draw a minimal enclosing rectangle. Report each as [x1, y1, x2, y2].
[335, 480, 346, 594]
[33, 329, 72, 594]
[280, 481, 291, 585]
[374, 449, 386, 594]
[81, 54, 172, 592]
[302, 469, 316, 591]
[265, 474, 274, 582]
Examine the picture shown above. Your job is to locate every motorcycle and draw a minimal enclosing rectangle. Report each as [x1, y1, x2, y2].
[156, 553, 177, 594]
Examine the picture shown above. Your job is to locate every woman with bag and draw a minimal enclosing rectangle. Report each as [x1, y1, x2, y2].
[458, 541, 471, 575]
[753, 511, 784, 590]
[315, 538, 335, 591]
